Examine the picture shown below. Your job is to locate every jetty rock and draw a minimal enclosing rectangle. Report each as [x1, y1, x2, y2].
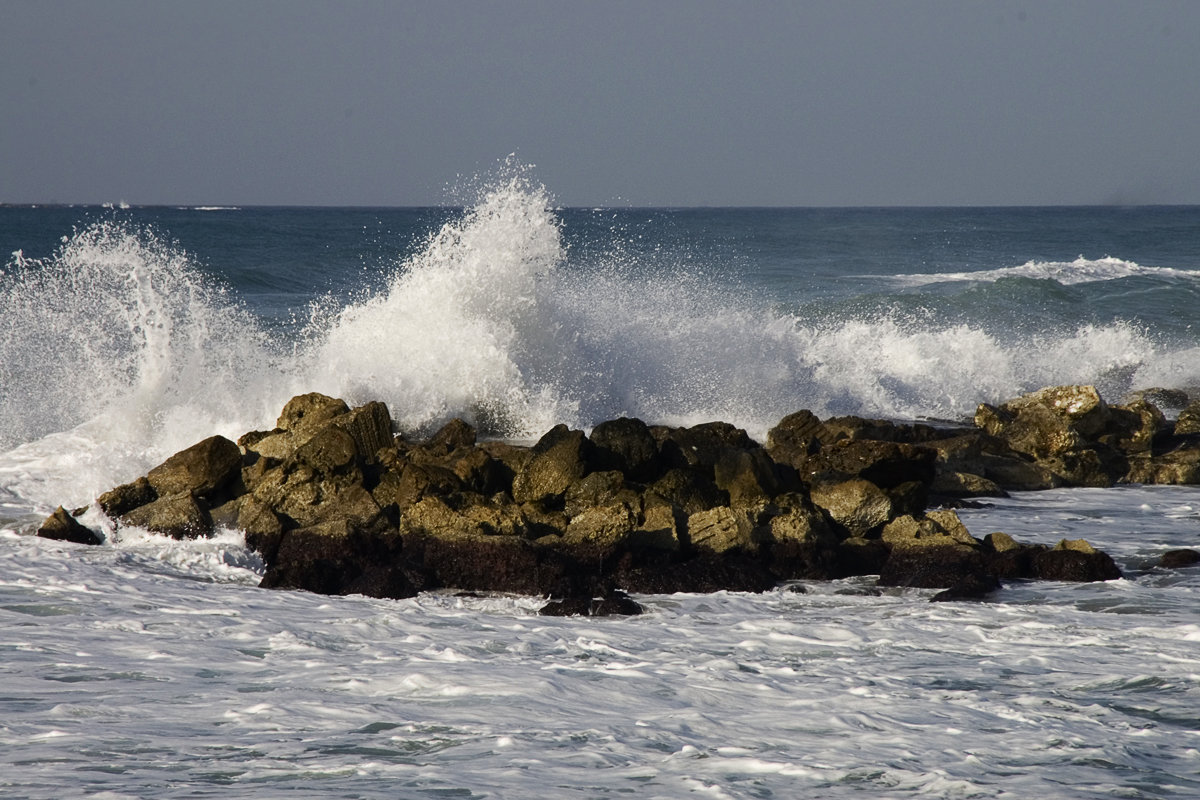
[49, 385, 1199, 613]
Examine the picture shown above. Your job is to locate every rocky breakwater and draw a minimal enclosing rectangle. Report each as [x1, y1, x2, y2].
[40, 384, 1200, 614]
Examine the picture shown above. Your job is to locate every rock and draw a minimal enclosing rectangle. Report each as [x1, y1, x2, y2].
[404, 527, 547, 596]
[804, 439, 937, 491]
[1159, 549, 1200, 569]
[97, 477, 157, 517]
[835, 536, 890, 577]
[238, 495, 286, 557]
[878, 544, 992, 589]
[713, 447, 783, 508]
[821, 416, 944, 444]
[1124, 387, 1190, 412]
[65, 389, 1138, 613]
[120, 491, 212, 539]
[450, 448, 513, 496]
[561, 500, 637, 554]
[293, 426, 360, 476]
[259, 519, 413, 598]
[930, 470, 1007, 498]
[564, 471, 629, 517]
[765, 495, 840, 579]
[1175, 401, 1200, 435]
[146, 435, 242, 498]
[976, 400, 1084, 460]
[511, 424, 594, 505]
[423, 417, 476, 456]
[765, 410, 828, 468]
[664, 421, 754, 471]
[1123, 447, 1200, 485]
[539, 589, 643, 616]
[1031, 539, 1122, 581]
[930, 574, 1002, 601]
[331, 401, 394, 462]
[590, 417, 665, 483]
[1104, 399, 1165, 453]
[277, 392, 350, 433]
[809, 478, 894, 538]
[648, 468, 727, 516]
[880, 510, 977, 549]
[687, 506, 754, 555]
[631, 499, 681, 553]
[37, 506, 103, 545]
[978, 453, 1062, 491]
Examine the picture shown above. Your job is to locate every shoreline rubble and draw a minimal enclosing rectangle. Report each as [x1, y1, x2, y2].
[37, 385, 1200, 614]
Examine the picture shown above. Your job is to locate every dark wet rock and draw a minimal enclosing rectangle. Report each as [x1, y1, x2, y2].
[1160, 548, 1200, 569]
[120, 490, 213, 539]
[259, 519, 413, 598]
[878, 544, 992, 590]
[714, 447, 785, 509]
[648, 468, 727, 516]
[589, 417, 664, 483]
[37, 506, 103, 545]
[539, 589, 643, 617]
[765, 409, 829, 468]
[931, 574, 1002, 602]
[834, 536, 890, 577]
[423, 417, 477, 457]
[97, 476, 158, 517]
[1031, 539, 1122, 582]
[663, 421, 754, 472]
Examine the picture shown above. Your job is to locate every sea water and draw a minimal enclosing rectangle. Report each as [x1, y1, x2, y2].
[2, 173, 1199, 797]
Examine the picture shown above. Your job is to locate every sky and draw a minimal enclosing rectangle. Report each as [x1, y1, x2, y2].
[3, 0, 1199, 207]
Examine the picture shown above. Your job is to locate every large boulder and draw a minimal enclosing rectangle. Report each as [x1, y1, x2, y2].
[589, 417, 665, 483]
[146, 435, 242, 499]
[809, 478, 894, 538]
[1031, 539, 1122, 582]
[120, 491, 213, 539]
[511, 425, 595, 505]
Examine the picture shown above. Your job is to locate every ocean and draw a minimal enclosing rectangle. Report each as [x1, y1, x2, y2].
[2, 174, 1199, 798]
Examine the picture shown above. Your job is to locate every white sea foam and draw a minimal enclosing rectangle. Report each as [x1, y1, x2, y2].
[2, 485, 1198, 798]
[888, 255, 1198, 287]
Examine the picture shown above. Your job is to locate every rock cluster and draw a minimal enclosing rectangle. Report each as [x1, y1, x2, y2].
[40, 385, 1200, 613]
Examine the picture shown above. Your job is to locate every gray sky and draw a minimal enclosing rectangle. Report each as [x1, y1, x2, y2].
[3, 0, 1199, 206]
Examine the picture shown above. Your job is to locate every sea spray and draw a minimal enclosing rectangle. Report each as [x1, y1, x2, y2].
[0, 221, 286, 507]
[301, 172, 570, 436]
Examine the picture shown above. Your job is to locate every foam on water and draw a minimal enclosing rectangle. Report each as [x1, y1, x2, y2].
[2, 485, 1199, 799]
[888, 255, 1200, 287]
